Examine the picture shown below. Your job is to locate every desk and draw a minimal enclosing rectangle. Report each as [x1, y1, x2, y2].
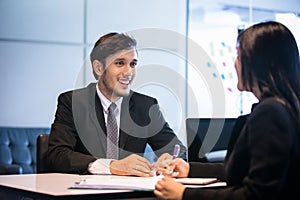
[0, 173, 156, 200]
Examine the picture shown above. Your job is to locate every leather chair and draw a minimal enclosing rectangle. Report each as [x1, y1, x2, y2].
[0, 127, 50, 174]
[36, 134, 50, 173]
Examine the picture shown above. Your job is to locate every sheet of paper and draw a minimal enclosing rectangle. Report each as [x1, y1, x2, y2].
[185, 181, 227, 188]
[174, 177, 219, 185]
[70, 175, 163, 191]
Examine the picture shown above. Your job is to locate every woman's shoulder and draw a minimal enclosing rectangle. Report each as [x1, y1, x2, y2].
[254, 97, 291, 115]
[250, 97, 296, 127]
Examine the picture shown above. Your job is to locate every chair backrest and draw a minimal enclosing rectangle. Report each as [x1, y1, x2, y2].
[36, 134, 49, 173]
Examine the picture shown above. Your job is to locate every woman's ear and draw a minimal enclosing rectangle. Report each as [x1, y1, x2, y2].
[92, 60, 104, 77]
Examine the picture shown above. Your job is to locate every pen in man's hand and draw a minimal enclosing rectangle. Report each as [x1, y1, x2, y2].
[172, 144, 180, 159]
[169, 144, 180, 175]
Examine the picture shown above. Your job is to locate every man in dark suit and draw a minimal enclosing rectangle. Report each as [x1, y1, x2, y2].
[47, 32, 186, 176]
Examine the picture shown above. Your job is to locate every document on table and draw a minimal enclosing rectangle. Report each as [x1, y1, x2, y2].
[70, 175, 163, 191]
[175, 177, 219, 185]
[70, 175, 222, 191]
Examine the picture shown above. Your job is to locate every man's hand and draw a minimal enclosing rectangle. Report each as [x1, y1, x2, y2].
[152, 153, 173, 170]
[156, 158, 190, 178]
[110, 154, 154, 177]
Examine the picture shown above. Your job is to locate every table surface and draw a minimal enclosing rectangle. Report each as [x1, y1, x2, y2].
[0, 173, 226, 199]
[0, 173, 157, 199]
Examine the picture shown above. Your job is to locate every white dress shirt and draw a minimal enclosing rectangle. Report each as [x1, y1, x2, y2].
[88, 84, 123, 174]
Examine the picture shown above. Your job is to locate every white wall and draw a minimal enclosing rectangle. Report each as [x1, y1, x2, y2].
[0, 0, 85, 127]
[0, 0, 188, 144]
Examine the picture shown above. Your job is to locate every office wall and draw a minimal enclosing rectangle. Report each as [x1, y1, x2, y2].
[188, 0, 300, 118]
[0, 0, 188, 143]
[0, 0, 85, 127]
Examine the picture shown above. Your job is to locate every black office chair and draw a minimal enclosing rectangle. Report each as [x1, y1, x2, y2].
[36, 134, 50, 173]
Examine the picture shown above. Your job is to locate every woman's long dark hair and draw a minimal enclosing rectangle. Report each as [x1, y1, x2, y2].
[237, 21, 300, 119]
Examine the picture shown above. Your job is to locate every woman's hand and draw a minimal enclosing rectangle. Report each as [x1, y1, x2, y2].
[154, 176, 185, 200]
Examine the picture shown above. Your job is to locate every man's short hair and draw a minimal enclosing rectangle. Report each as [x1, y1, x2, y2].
[90, 32, 137, 79]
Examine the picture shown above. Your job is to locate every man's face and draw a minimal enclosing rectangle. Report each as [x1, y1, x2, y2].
[98, 48, 137, 101]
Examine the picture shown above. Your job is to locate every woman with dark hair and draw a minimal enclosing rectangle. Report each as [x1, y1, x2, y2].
[154, 21, 300, 200]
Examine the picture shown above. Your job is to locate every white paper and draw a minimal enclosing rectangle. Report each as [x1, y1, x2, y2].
[175, 178, 219, 185]
[70, 175, 163, 191]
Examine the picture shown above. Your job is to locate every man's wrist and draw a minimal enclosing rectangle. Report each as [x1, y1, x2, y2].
[88, 159, 113, 174]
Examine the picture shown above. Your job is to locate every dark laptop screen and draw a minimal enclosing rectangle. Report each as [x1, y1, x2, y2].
[186, 118, 236, 162]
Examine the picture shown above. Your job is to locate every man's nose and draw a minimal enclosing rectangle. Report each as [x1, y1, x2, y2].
[123, 64, 133, 76]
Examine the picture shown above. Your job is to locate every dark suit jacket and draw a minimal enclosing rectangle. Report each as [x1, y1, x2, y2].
[184, 97, 300, 199]
[47, 83, 186, 174]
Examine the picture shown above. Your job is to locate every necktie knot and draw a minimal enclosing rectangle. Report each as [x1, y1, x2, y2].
[108, 103, 117, 114]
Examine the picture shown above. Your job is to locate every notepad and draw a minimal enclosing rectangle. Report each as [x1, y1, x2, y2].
[175, 177, 219, 185]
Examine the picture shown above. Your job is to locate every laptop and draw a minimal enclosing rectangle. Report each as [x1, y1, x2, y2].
[186, 118, 236, 162]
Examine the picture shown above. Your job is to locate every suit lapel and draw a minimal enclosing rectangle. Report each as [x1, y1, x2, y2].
[72, 83, 107, 158]
[94, 93, 107, 136]
[119, 91, 134, 150]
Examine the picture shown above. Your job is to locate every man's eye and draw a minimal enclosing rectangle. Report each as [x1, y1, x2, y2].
[115, 61, 124, 65]
[130, 62, 137, 67]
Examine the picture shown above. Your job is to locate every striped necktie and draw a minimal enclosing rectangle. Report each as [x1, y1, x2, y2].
[106, 103, 119, 159]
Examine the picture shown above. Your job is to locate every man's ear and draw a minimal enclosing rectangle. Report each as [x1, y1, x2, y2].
[92, 60, 104, 77]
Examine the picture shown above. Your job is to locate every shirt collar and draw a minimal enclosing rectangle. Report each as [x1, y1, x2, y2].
[96, 84, 122, 114]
